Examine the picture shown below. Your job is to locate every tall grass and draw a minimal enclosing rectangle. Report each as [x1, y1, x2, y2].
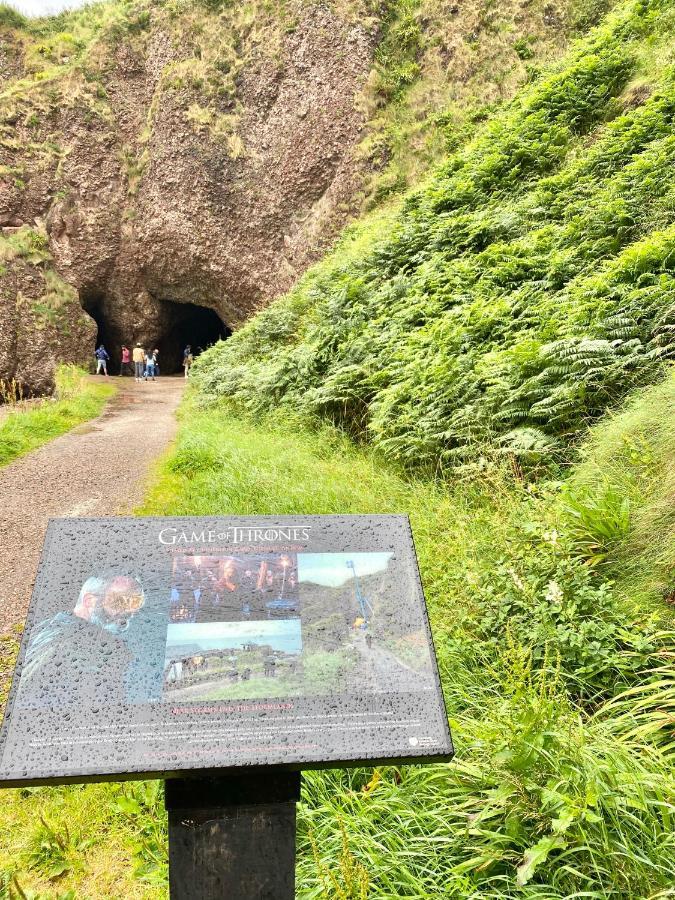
[566, 371, 675, 612]
[0, 3, 27, 29]
[0, 365, 115, 467]
[0, 385, 672, 896]
[137, 394, 674, 898]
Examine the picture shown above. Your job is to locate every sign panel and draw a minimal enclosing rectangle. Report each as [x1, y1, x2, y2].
[0, 516, 452, 785]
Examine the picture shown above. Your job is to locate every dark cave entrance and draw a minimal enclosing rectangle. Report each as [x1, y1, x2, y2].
[157, 299, 231, 374]
[80, 290, 230, 375]
[80, 288, 121, 373]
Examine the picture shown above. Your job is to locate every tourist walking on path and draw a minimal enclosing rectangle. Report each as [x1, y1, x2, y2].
[153, 348, 160, 377]
[95, 345, 109, 376]
[145, 349, 156, 381]
[183, 345, 193, 379]
[119, 346, 132, 377]
[132, 343, 145, 382]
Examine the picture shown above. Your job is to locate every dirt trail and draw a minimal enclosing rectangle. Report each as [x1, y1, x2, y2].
[0, 376, 185, 635]
[346, 632, 435, 693]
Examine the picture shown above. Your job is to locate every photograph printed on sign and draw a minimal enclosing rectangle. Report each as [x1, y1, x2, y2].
[299, 552, 435, 695]
[15, 573, 166, 708]
[169, 553, 299, 622]
[158, 551, 435, 701]
[163, 619, 303, 701]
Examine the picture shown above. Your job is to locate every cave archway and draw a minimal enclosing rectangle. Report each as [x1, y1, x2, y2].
[79, 290, 230, 375]
[157, 299, 231, 374]
[80, 288, 122, 372]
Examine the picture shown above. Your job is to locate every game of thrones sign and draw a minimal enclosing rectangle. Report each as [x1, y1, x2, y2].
[0, 515, 452, 786]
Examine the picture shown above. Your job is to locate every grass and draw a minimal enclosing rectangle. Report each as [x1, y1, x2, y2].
[0, 781, 167, 899]
[0, 4, 27, 30]
[566, 371, 675, 612]
[139, 391, 675, 898]
[1, 379, 672, 897]
[0, 365, 115, 468]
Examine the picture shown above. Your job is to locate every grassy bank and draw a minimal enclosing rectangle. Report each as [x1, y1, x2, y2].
[140, 387, 675, 898]
[0, 366, 115, 468]
[194, 0, 675, 472]
[1, 379, 671, 898]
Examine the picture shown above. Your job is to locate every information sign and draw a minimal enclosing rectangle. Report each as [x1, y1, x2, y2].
[0, 515, 452, 786]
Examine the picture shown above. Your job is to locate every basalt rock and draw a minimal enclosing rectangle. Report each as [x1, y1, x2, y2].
[0, 3, 377, 386]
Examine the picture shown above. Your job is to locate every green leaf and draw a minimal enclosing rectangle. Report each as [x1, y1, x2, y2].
[516, 834, 566, 886]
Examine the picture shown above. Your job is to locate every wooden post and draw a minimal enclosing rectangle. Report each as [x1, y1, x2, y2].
[165, 771, 301, 900]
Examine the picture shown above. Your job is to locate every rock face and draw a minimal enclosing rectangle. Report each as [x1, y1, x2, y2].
[0, 3, 377, 385]
[0, 233, 96, 396]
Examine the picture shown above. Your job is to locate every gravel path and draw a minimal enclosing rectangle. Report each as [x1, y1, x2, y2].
[0, 376, 185, 635]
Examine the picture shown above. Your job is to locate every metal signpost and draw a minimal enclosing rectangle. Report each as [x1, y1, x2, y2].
[0, 515, 453, 898]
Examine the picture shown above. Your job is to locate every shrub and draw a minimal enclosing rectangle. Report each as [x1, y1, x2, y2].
[472, 519, 663, 698]
[0, 4, 26, 29]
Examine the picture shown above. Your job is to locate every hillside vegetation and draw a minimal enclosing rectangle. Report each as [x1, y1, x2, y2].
[195, 0, 675, 472]
[351, 0, 616, 205]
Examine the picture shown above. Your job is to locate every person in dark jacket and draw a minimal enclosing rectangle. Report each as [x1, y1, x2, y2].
[18, 575, 145, 708]
[183, 345, 193, 379]
[95, 345, 110, 376]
